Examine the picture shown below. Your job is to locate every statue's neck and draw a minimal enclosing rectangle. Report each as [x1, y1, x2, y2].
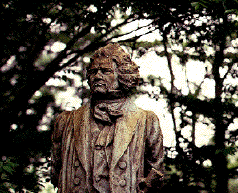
[91, 95, 127, 107]
[91, 90, 126, 101]
[90, 96, 127, 125]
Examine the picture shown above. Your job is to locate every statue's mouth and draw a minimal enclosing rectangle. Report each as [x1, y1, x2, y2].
[93, 82, 106, 87]
[95, 83, 104, 86]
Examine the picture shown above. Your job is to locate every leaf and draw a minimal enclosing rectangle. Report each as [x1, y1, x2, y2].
[224, 146, 237, 156]
[0, 183, 11, 193]
[6, 161, 18, 168]
[191, 0, 209, 10]
[225, 9, 238, 14]
[2, 166, 14, 175]
[1, 173, 9, 181]
[191, 2, 200, 10]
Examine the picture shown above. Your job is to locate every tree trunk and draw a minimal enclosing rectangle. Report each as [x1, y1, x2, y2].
[162, 30, 180, 152]
[213, 13, 228, 193]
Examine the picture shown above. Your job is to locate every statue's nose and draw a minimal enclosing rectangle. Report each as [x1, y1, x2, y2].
[95, 69, 103, 79]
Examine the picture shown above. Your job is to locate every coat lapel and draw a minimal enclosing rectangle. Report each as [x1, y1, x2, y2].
[73, 103, 91, 174]
[73, 101, 144, 174]
[110, 108, 143, 170]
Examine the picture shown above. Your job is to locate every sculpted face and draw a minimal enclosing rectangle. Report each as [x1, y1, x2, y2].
[88, 58, 119, 95]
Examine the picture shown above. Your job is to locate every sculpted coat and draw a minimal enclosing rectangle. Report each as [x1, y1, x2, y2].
[51, 100, 164, 193]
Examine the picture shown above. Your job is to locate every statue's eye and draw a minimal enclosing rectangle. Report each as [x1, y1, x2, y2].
[88, 69, 97, 75]
[101, 69, 112, 74]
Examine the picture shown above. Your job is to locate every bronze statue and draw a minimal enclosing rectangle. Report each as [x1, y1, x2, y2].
[51, 43, 164, 193]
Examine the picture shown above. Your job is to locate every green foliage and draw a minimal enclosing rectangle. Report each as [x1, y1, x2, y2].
[135, 0, 238, 192]
[0, 158, 18, 192]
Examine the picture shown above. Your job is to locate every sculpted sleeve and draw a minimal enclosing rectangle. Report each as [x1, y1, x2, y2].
[141, 110, 164, 191]
[51, 111, 71, 187]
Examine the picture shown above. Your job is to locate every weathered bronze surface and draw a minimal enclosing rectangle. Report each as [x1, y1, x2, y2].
[51, 43, 164, 192]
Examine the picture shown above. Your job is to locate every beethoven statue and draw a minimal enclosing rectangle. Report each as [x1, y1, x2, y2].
[51, 43, 164, 193]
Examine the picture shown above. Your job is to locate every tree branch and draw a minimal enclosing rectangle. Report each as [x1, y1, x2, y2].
[108, 21, 156, 42]
[162, 26, 180, 150]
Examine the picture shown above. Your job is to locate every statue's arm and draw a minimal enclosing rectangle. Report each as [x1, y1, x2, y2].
[140, 111, 164, 191]
[51, 111, 70, 187]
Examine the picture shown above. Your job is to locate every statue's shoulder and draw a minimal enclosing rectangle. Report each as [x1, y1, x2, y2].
[124, 100, 148, 117]
[139, 109, 158, 120]
[144, 109, 158, 118]
[123, 98, 159, 121]
[53, 110, 73, 141]
[74, 102, 90, 116]
[133, 106, 158, 121]
[55, 110, 72, 123]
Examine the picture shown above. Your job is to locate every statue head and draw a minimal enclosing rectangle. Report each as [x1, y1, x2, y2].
[87, 43, 140, 98]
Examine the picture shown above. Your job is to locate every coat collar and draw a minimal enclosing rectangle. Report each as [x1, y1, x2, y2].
[73, 100, 142, 173]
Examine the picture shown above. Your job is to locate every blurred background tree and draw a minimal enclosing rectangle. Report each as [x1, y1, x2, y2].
[1, 0, 238, 192]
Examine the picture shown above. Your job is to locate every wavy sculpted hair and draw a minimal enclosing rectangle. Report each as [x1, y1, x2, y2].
[87, 43, 140, 93]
